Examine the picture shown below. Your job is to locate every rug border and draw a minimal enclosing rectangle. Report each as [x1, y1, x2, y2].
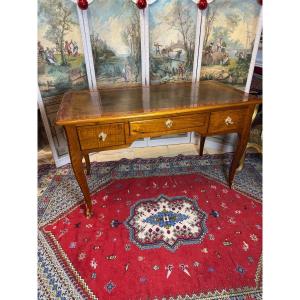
[41, 230, 262, 300]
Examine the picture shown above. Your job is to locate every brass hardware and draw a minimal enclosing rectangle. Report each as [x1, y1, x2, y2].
[225, 116, 234, 126]
[98, 131, 107, 141]
[165, 119, 173, 128]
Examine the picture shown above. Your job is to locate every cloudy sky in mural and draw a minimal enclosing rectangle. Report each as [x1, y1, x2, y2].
[150, 0, 197, 47]
[208, 0, 260, 48]
[88, 0, 137, 56]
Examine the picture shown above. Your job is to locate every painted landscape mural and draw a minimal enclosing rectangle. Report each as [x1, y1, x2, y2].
[88, 0, 142, 88]
[38, 0, 88, 156]
[200, 0, 261, 89]
[149, 0, 197, 84]
[38, 0, 88, 97]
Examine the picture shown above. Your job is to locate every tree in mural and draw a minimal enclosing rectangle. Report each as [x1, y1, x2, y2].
[122, 0, 141, 81]
[91, 34, 116, 75]
[162, 0, 195, 70]
[204, 0, 256, 52]
[203, 1, 230, 50]
[39, 0, 75, 66]
[201, 0, 260, 86]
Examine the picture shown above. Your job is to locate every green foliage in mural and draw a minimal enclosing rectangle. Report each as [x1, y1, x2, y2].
[150, 0, 197, 84]
[200, 0, 261, 89]
[88, 0, 141, 88]
[38, 0, 88, 97]
[39, 0, 75, 66]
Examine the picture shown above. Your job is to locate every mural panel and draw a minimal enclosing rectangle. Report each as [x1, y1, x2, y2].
[88, 0, 142, 89]
[38, 0, 88, 156]
[38, 0, 88, 97]
[149, 0, 197, 84]
[200, 0, 261, 90]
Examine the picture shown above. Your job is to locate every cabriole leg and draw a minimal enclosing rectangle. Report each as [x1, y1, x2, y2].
[65, 126, 93, 218]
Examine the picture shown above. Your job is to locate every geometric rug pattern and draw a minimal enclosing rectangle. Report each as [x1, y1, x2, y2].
[38, 153, 262, 299]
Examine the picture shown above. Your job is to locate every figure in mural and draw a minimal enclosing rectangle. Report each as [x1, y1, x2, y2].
[221, 39, 227, 53]
[73, 41, 79, 56]
[178, 63, 184, 79]
[89, 0, 141, 88]
[122, 64, 131, 82]
[38, 41, 45, 60]
[64, 41, 71, 57]
[45, 47, 57, 65]
[38, 0, 88, 157]
[154, 43, 162, 56]
[38, 0, 87, 97]
[69, 40, 74, 55]
[39, 0, 77, 66]
[150, 0, 197, 84]
[175, 50, 182, 60]
[200, 0, 261, 88]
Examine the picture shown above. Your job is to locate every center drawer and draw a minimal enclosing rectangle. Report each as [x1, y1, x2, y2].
[129, 113, 209, 136]
[77, 123, 125, 150]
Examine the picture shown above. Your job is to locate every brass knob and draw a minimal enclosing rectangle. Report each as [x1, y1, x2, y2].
[225, 116, 234, 126]
[165, 119, 173, 128]
[98, 131, 107, 141]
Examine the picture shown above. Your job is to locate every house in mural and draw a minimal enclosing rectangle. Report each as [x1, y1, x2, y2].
[38, 0, 88, 97]
[149, 0, 197, 84]
[200, 0, 260, 89]
[88, 0, 141, 88]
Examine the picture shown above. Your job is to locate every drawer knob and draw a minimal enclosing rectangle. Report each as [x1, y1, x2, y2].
[165, 119, 173, 128]
[225, 116, 234, 126]
[98, 131, 107, 141]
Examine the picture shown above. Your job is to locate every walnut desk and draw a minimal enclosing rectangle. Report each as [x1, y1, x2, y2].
[56, 81, 262, 217]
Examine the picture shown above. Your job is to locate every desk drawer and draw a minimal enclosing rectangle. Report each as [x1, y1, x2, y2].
[77, 123, 125, 150]
[130, 113, 209, 136]
[208, 109, 247, 133]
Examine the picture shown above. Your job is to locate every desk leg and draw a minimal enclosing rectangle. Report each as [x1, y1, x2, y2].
[84, 154, 91, 175]
[199, 136, 206, 156]
[228, 106, 255, 187]
[65, 126, 93, 218]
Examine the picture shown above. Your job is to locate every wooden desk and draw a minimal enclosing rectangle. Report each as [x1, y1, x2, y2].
[56, 81, 262, 217]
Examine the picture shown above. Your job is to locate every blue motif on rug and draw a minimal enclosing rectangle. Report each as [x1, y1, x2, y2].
[143, 210, 189, 228]
[125, 194, 208, 252]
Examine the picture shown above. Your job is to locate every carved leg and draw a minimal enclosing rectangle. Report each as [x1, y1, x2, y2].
[84, 154, 91, 175]
[199, 136, 206, 156]
[65, 126, 93, 218]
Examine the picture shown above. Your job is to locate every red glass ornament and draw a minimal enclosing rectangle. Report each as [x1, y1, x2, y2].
[136, 0, 147, 9]
[257, 0, 262, 5]
[77, 0, 88, 10]
[198, 0, 208, 10]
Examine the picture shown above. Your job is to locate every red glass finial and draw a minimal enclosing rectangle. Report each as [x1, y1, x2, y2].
[136, 0, 147, 9]
[198, 0, 208, 10]
[77, 0, 89, 10]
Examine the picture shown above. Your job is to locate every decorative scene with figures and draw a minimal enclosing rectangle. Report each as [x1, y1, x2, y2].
[200, 0, 261, 89]
[38, 0, 88, 97]
[88, 0, 142, 88]
[149, 0, 197, 84]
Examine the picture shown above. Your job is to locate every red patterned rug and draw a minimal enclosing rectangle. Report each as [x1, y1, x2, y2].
[40, 159, 262, 300]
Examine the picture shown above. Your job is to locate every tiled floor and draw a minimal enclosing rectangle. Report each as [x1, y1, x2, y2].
[38, 143, 224, 166]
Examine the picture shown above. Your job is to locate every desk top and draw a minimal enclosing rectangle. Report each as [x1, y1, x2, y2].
[57, 81, 261, 125]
